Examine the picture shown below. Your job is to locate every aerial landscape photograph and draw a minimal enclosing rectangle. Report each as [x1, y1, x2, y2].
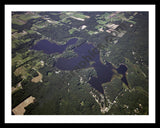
[11, 10, 149, 115]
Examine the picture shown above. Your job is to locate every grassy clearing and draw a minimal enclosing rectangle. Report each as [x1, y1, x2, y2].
[69, 27, 79, 34]
[12, 52, 33, 68]
[12, 12, 40, 25]
[72, 12, 87, 19]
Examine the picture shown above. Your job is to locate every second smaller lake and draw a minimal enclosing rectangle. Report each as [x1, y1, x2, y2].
[116, 64, 129, 86]
[31, 38, 78, 54]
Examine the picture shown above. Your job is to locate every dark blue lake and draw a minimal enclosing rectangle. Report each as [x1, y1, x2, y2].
[31, 38, 128, 94]
[56, 41, 113, 94]
[31, 38, 78, 54]
[116, 64, 128, 86]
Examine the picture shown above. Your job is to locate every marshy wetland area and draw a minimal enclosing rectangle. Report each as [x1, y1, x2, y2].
[12, 11, 148, 115]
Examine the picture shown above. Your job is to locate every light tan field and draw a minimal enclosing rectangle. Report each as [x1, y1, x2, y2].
[14, 66, 26, 76]
[31, 71, 43, 83]
[12, 96, 35, 115]
[12, 81, 23, 94]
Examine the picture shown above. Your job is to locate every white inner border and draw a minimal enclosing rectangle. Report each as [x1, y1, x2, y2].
[5, 5, 155, 123]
